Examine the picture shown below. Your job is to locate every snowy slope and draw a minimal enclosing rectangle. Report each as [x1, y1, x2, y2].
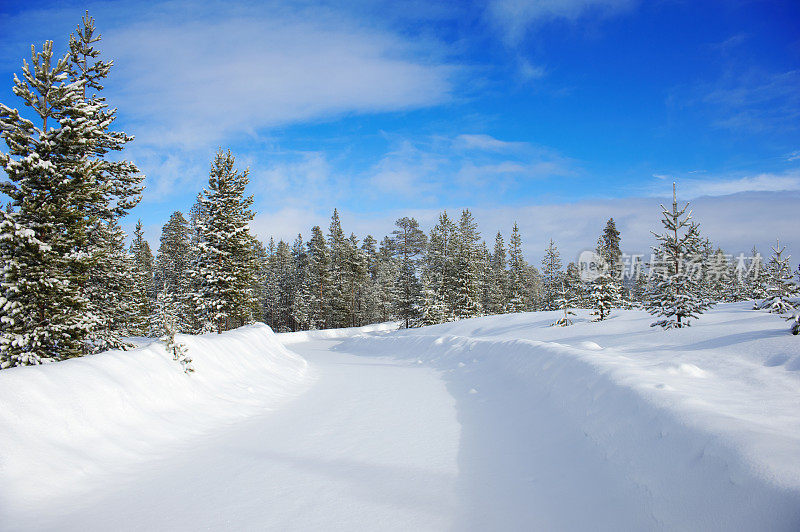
[0, 324, 311, 524]
[336, 302, 800, 530]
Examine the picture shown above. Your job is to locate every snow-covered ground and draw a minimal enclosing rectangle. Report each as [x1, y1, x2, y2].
[1, 303, 799, 530]
[0, 325, 312, 528]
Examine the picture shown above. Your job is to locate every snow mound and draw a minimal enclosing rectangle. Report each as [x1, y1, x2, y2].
[0, 324, 311, 516]
[579, 340, 603, 350]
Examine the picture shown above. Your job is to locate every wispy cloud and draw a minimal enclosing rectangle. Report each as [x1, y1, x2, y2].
[78, 2, 459, 149]
[21, 0, 460, 149]
[453, 134, 530, 152]
[363, 134, 576, 202]
[682, 69, 800, 134]
[486, 0, 637, 45]
[645, 171, 800, 199]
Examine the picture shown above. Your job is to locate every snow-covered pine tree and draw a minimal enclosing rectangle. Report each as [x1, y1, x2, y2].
[269, 240, 294, 331]
[343, 233, 369, 327]
[358, 235, 381, 325]
[425, 212, 458, 319]
[375, 236, 399, 323]
[392, 217, 427, 328]
[705, 247, 733, 303]
[85, 220, 136, 350]
[630, 256, 648, 306]
[414, 272, 448, 327]
[553, 280, 577, 326]
[601, 218, 622, 279]
[523, 264, 544, 310]
[67, 12, 142, 225]
[478, 241, 493, 315]
[452, 210, 482, 320]
[589, 244, 619, 321]
[194, 150, 256, 333]
[541, 239, 563, 311]
[0, 39, 100, 365]
[129, 220, 156, 336]
[507, 222, 527, 313]
[307, 226, 331, 329]
[486, 231, 509, 315]
[288, 235, 313, 331]
[263, 238, 278, 330]
[154, 211, 191, 330]
[68, 13, 143, 347]
[565, 261, 586, 308]
[646, 183, 712, 329]
[754, 240, 798, 314]
[327, 209, 350, 328]
[184, 194, 211, 333]
[247, 236, 268, 324]
[155, 212, 189, 292]
[744, 246, 768, 302]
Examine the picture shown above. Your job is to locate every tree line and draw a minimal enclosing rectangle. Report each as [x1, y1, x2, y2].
[1, 14, 797, 370]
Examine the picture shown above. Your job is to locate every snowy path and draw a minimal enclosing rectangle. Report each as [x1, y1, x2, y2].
[15, 339, 461, 531]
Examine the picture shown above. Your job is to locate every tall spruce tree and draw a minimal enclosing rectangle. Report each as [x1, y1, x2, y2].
[541, 239, 563, 311]
[307, 226, 331, 329]
[601, 218, 622, 279]
[327, 209, 350, 327]
[154, 211, 191, 331]
[85, 220, 135, 350]
[194, 150, 256, 333]
[589, 244, 619, 321]
[646, 183, 712, 328]
[426, 212, 458, 319]
[452, 210, 482, 320]
[69, 13, 143, 346]
[375, 236, 399, 322]
[392, 217, 427, 328]
[507, 222, 527, 312]
[487, 231, 509, 314]
[129, 220, 155, 336]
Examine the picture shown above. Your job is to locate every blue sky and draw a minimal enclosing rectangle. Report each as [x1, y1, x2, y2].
[1, 0, 799, 262]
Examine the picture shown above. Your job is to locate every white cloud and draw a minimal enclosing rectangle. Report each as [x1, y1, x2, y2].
[454, 134, 528, 152]
[95, 3, 456, 149]
[362, 134, 575, 202]
[486, 0, 637, 45]
[654, 172, 800, 199]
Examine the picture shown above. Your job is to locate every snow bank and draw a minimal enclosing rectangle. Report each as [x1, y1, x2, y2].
[0, 324, 311, 518]
[335, 304, 800, 530]
[278, 321, 400, 344]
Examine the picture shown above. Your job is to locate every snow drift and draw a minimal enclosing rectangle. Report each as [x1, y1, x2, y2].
[335, 304, 800, 530]
[0, 324, 311, 519]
